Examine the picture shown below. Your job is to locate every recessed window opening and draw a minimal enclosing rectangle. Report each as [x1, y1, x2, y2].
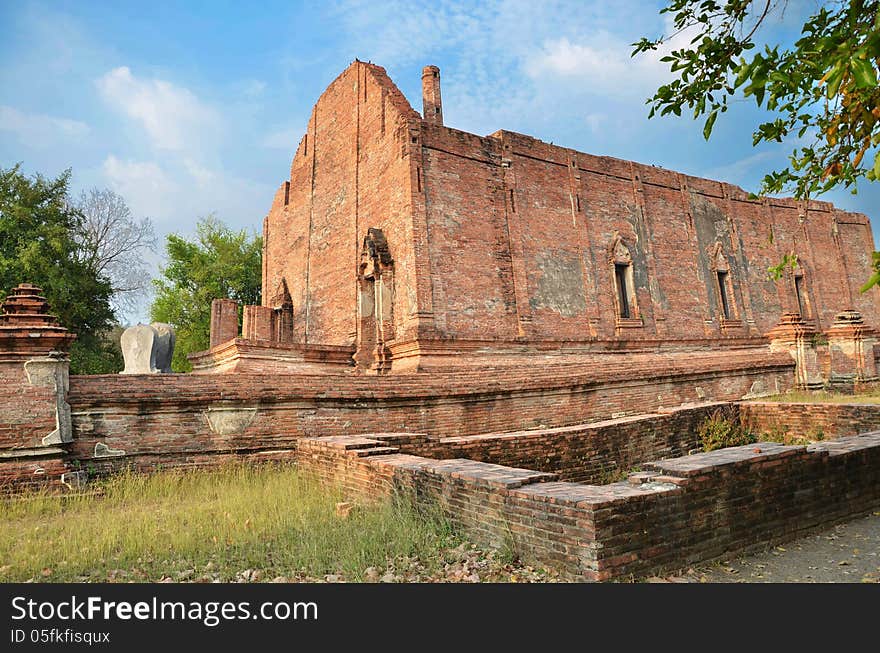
[795, 274, 808, 317]
[615, 264, 631, 319]
[717, 270, 731, 320]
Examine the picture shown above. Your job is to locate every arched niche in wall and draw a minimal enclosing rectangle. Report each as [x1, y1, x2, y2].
[787, 256, 816, 323]
[270, 278, 295, 343]
[708, 241, 741, 327]
[354, 228, 395, 372]
[608, 233, 641, 328]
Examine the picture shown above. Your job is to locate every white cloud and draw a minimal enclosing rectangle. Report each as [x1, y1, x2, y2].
[182, 158, 215, 187]
[584, 113, 606, 134]
[240, 79, 267, 98]
[704, 150, 779, 186]
[0, 105, 89, 147]
[96, 66, 220, 151]
[100, 155, 272, 232]
[101, 155, 177, 221]
[523, 17, 699, 100]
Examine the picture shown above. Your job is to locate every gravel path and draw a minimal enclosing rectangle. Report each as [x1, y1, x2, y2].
[657, 511, 880, 583]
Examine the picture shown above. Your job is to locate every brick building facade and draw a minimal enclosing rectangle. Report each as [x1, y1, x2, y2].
[193, 60, 880, 375]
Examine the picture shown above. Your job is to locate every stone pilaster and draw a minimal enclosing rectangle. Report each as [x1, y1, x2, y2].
[766, 312, 823, 389]
[825, 310, 877, 388]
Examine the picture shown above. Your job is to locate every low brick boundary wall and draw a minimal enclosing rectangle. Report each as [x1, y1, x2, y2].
[44, 350, 789, 482]
[0, 347, 791, 489]
[297, 431, 880, 581]
[397, 403, 734, 483]
[740, 401, 880, 440]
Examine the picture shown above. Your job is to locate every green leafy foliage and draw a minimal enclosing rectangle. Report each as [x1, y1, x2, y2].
[68, 326, 125, 375]
[697, 409, 758, 452]
[634, 2, 880, 289]
[0, 164, 117, 373]
[767, 251, 798, 280]
[150, 216, 262, 371]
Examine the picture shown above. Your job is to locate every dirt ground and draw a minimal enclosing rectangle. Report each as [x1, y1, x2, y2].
[654, 511, 880, 583]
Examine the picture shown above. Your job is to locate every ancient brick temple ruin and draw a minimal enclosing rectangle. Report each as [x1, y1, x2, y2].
[4, 61, 880, 580]
[191, 61, 879, 383]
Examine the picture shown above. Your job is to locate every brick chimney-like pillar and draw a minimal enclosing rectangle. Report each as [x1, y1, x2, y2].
[422, 65, 443, 125]
[210, 298, 240, 348]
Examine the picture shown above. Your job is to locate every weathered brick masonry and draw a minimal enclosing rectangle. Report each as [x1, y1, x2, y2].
[395, 402, 737, 484]
[0, 284, 798, 489]
[741, 401, 880, 440]
[0, 285, 75, 489]
[297, 431, 880, 581]
[3, 58, 880, 580]
[208, 60, 880, 374]
[64, 350, 787, 478]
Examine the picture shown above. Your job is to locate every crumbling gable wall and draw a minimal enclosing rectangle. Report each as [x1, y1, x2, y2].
[262, 61, 421, 347]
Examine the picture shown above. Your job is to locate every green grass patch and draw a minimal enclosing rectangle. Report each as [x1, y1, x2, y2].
[0, 463, 457, 583]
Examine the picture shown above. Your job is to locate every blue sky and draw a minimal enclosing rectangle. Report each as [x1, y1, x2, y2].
[2, 1, 878, 321]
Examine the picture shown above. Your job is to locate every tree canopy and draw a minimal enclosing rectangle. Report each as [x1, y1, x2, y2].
[151, 216, 262, 371]
[0, 164, 118, 373]
[633, 0, 880, 199]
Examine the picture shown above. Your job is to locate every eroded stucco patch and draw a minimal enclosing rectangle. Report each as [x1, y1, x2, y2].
[530, 253, 587, 317]
[203, 406, 258, 435]
[24, 356, 72, 445]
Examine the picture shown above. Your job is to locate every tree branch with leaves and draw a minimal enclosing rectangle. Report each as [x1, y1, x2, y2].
[633, 0, 880, 285]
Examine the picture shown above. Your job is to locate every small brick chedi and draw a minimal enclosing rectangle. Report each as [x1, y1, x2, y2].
[190, 61, 880, 382]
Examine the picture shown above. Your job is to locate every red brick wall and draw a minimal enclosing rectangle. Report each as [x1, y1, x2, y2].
[263, 62, 421, 346]
[596, 435, 880, 579]
[420, 125, 880, 343]
[261, 61, 879, 368]
[0, 361, 58, 450]
[740, 401, 880, 440]
[0, 454, 69, 491]
[298, 431, 880, 581]
[60, 350, 790, 476]
[404, 403, 734, 484]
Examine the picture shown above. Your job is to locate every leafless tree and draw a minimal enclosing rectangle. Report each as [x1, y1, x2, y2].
[73, 188, 157, 318]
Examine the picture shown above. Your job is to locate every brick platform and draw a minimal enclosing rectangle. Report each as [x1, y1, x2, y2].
[58, 348, 790, 479]
[393, 402, 734, 483]
[297, 430, 880, 580]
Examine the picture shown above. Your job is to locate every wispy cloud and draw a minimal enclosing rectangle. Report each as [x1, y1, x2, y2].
[524, 34, 669, 99]
[95, 66, 269, 233]
[704, 150, 780, 187]
[100, 154, 271, 233]
[0, 105, 89, 147]
[96, 66, 220, 152]
[101, 155, 177, 219]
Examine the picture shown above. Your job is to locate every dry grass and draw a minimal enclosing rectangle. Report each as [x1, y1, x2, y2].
[760, 389, 880, 405]
[0, 462, 457, 582]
